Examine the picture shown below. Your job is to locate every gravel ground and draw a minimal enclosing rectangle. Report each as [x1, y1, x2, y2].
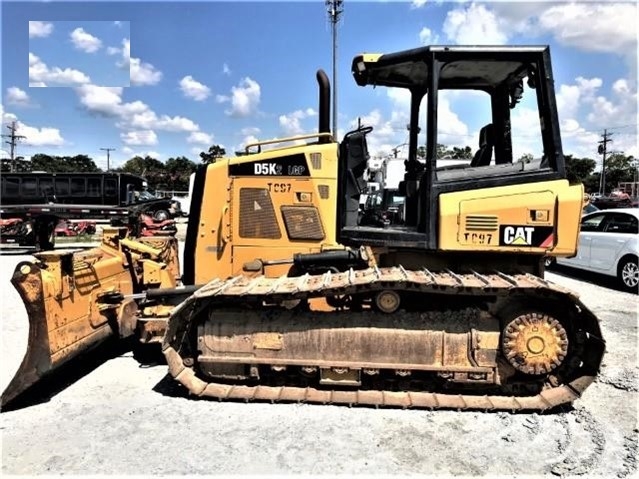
[1, 243, 637, 477]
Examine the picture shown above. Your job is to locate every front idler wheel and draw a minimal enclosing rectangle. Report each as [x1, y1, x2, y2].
[502, 312, 569, 375]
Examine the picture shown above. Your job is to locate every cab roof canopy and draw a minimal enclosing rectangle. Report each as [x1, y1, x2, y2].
[351, 45, 550, 91]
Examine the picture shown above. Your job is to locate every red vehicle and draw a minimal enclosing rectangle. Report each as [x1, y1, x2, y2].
[54, 220, 97, 237]
[138, 213, 177, 237]
[0, 218, 33, 246]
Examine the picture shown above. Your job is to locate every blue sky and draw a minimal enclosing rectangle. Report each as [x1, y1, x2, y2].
[1, 1, 637, 171]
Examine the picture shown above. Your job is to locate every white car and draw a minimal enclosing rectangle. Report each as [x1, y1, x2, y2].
[555, 208, 638, 292]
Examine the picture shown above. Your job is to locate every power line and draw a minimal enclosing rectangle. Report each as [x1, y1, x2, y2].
[2, 121, 27, 172]
[100, 147, 115, 171]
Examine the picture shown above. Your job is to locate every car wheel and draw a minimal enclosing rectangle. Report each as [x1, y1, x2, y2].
[618, 256, 639, 293]
[153, 209, 169, 221]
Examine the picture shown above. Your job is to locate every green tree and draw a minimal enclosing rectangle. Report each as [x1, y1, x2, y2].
[603, 153, 637, 192]
[564, 154, 596, 185]
[451, 146, 472, 159]
[119, 155, 167, 189]
[62, 154, 101, 172]
[517, 153, 534, 164]
[29, 153, 101, 172]
[199, 145, 226, 164]
[419, 144, 460, 159]
[165, 156, 198, 190]
[1, 156, 30, 172]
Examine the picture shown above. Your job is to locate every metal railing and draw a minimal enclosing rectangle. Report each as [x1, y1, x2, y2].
[154, 190, 189, 198]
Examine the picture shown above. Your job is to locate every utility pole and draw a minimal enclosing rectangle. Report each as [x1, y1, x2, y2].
[100, 147, 115, 171]
[326, 0, 344, 140]
[597, 129, 613, 196]
[2, 121, 27, 172]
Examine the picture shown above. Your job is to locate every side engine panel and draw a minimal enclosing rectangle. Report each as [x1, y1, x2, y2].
[438, 179, 583, 258]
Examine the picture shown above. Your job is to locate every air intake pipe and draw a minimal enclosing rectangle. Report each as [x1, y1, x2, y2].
[316, 69, 331, 143]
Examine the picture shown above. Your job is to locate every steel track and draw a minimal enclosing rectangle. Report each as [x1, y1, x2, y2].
[162, 266, 605, 411]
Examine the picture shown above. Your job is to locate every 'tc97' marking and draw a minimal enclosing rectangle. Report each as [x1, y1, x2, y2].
[267, 183, 292, 193]
[463, 232, 492, 244]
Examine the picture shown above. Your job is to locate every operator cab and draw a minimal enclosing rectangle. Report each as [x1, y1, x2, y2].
[338, 46, 565, 250]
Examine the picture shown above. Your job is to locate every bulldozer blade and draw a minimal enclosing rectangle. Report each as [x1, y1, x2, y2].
[1, 255, 124, 408]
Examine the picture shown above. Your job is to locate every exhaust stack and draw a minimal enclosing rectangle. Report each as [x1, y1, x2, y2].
[316, 69, 331, 143]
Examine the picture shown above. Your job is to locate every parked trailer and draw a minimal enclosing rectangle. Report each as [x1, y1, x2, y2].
[0, 172, 181, 250]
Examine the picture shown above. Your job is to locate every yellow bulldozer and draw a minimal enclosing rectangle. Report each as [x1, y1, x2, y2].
[2, 45, 605, 411]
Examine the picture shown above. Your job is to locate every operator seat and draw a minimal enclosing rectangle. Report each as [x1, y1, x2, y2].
[470, 123, 494, 167]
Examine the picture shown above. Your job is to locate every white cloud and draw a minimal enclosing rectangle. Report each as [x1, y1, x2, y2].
[111, 38, 160, 85]
[6, 87, 30, 106]
[155, 116, 199, 132]
[70, 27, 102, 53]
[120, 38, 131, 68]
[436, 92, 470, 147]
[536, 3, 637, 55]
[510, 106, 545, 159]
[587, 83, 637, 128]
[187, 131, 213, 145]
[560, 118, 601, 159]
[554, 74, 636, 159]
[241, 126, 260, 136]
[75, 84, 200, 133]
[347, 109, 404, 157]
[279, 108, 317, 136]
[16, 121, 64, 146]
[411, 0, 427, 9]
[29, 21, 53, 38]
[223, 63, 231, 75]
[179, 76, 211, 101]
[125, 110, 199, 132]
[418, 27, 438, 45]
[121, 130, 158, 146]
[555, 76, 603, 121]
[130, 57, 162, 85]
[1, 104, 18, 124]
[216, 77, 261, 117]
[122, 146, 134, 155]
[443, 3, 508, 45]
[109, 38, 132, 72]
[29, 52, 91, 86]
[237, 134, 260, 153]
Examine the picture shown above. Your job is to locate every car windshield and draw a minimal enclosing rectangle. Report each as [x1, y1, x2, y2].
[137, 190, 157, 201]
[583, 204, 600, 214]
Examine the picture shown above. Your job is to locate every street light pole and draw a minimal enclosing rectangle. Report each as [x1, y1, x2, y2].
[326, 0, 344, 140]
[100, 147, 115, 171]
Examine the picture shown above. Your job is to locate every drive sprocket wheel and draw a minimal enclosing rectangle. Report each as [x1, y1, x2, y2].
[502, 312, 569, 375]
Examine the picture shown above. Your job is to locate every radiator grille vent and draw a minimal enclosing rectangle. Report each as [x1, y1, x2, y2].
[464, 215, 498, 231]
[239, 188, 281, 239]
[318, 184, 329, 199]
[281, 206, 325, 240]
[310, 153, 322, 170]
